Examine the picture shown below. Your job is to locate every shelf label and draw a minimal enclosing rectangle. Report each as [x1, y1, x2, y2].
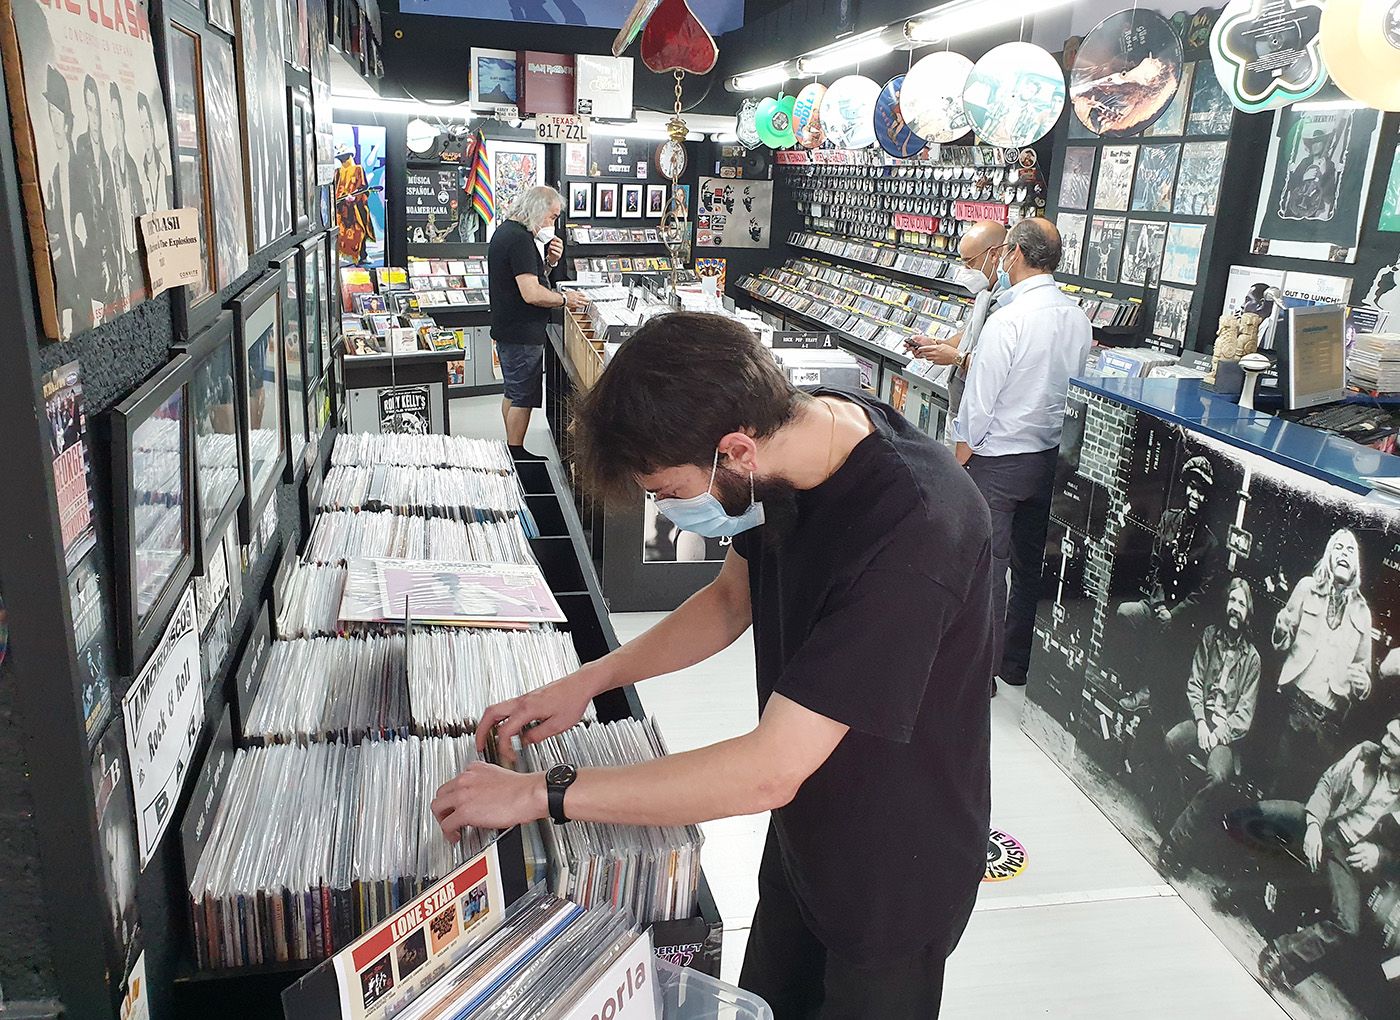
[536, 113, 589, 143]
[772, 330, 837, 350]
[893, 212, 937, 235]
[954, 200, 1008, 225]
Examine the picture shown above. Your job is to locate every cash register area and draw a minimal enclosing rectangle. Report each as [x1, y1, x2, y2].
[452, 395, 1289, 1020]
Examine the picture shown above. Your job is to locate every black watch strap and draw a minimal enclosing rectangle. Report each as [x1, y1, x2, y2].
[546, 763, 578, 824]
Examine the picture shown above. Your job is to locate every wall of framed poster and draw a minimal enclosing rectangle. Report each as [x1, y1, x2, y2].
[288, 87, 314, 233]
[0, 0, 175, 339]
[228, 271, 287, 537]
[109, 354, 196, 674]
[234, 0, 291, 254]
[274, 250, 310, 482]
[175, 314, 245, 574]
[202, 25, 252, 292]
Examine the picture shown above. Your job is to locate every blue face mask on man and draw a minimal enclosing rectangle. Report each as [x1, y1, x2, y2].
[996, 245, 1016, 294]
[653, 449, 766, 538]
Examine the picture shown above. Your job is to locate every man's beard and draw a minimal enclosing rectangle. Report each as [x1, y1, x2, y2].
[713, 466, 800, 544]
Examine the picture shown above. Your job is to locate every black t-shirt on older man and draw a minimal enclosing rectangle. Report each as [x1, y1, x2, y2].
[487, 219, 554, 346]
[732, 387, 994, 965]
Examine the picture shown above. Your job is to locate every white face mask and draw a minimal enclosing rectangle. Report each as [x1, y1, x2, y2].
[956, 265, 990, 294]
[535, 225, 556, 244]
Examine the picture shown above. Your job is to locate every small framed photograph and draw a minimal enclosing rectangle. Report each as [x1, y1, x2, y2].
[176, 312, 245, 574]
[569, 181, 592, 218]
[621, 183, 644, 219]
[287, 88, 313, 233]
[596, 183, 618, 218]
[646, 184, 668, 217]
[470, 47, 518, 106]
[272, 251, 310, 483]
[228, 271, 288, 537]
[110, 353, 196, 673]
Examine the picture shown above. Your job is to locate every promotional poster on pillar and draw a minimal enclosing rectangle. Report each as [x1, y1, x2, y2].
[1026, 382, 1400, 1020]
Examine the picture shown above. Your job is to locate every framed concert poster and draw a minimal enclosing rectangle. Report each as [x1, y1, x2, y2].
[274, 251, 310, 481]
[229, 272, 287, 536]
[109, 354, 195, 673]
[202, 28, 250, 291]
[234, 0, 291, 253]
[177, 313, 245, 572]
[288, 88, 312, 233]
[164, 15, 220, 338]
[0, 0, 175, 339]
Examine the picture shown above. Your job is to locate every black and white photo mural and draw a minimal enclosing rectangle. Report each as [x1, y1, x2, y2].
[1026, 382, 1400, 1020]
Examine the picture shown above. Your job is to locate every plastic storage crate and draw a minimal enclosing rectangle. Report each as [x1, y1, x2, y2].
[655, 958, 774, 1020]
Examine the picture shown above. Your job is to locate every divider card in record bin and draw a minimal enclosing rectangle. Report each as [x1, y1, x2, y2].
[338, 559, 568, 627]
[282, 828, 526, 1020]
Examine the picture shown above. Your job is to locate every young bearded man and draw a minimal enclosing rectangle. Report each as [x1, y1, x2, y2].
[432, 312, 994, 1018]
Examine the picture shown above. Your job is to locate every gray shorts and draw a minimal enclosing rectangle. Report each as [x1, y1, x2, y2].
[496, 342, 544, 408]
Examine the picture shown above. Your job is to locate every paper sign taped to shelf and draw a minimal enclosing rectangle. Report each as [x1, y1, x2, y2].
[536, 113, 589, 143]
[122, 585, 203, 868]
[772, 331, 837, 350]
[894, 213, 937, 235]
[558, 931, 658, 1020]
[953, 201, 1008, 225]
[138, 208, 204, 297]
[333, 837, 508, 1020]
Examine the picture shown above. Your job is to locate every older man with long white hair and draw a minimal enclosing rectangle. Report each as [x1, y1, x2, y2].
[487, 185, 586, 460]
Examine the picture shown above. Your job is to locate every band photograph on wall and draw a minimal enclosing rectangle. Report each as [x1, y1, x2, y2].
[0, 0, 175, 339]
[1025, 383, 1400, 1020]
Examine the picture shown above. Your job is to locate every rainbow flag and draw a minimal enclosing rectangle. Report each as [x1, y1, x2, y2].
[467, 130, 493, 226]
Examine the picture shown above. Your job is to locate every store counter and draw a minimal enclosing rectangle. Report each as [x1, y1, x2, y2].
[1023, 374, 1400, 1015]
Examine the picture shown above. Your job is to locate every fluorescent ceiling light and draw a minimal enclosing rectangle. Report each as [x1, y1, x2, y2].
[797, 30, 894, 75]
[711, 132, 740, 143]
[332, 94, 475, 118]
[905, 0, 1076, 43]
[731, 64, 791, 92]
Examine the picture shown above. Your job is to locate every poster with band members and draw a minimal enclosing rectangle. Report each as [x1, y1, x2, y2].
[1252, 101, 1383, 264]
[1121, 220, 1167, 287]
[1086, 215, 1126, 284]
[1026, 386, 1400, 1020]
[1057, 213, 1087, 278]
[0, 0, 175, 340]
[235, 0, 291, 252]
[1174, 140, 1227, 217]
[1094, 145, 1137, 213]
[1131, 144, 1180, 215]
[1058, 146, 1095, 211]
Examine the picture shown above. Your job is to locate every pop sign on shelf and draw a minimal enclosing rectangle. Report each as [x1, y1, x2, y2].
[536, 113, 590, 143]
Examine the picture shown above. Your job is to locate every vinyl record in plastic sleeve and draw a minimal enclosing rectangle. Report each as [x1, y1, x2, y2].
[1071, 9, 1184, 137]
[900, 51, 973, 143]
[962, 43, 1065, 149]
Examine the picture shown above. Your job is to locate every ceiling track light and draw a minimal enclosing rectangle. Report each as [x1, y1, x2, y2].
[728, 63, 794, 92]
[904, 0, 1077, 44]
[796, 28, 896, 76]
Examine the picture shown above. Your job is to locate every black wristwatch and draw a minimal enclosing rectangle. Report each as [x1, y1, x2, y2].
[546, 763, 578, 825]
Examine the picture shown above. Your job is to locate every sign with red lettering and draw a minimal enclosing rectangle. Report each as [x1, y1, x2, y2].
[954, 200, 1009, 225]
[332, 839, 507, 1019]
[894, 212, 938, 234]
[774, 150, 811, 165]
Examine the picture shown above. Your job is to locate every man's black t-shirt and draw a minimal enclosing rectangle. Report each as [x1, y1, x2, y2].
[487, 219, 553, 345]
[732, 388, 994, 965]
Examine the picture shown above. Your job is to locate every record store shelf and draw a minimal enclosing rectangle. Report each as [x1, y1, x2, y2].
[786, 230, 978, 298]
[171, 450, 723, 1015]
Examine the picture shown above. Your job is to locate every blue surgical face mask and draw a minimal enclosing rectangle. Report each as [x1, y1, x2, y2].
[996, 248, 1014, 294]
[653, 449, 766, 539]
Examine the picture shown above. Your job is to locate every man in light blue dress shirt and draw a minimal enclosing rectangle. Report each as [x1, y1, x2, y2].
[953, 218, 1093, 691]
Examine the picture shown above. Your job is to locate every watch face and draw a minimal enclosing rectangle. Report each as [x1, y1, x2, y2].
[547, 763, 577, 785]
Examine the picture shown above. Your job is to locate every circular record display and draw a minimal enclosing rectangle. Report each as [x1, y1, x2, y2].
[1322, 0, 1400, 111]
[962, 42, 1066, 149]
[819, 74, 880, 150]
[792, 82, 827, 149]
[1071, 9, 1184, 136]
[873, 75, 928, 158]
[900, 51, 973, 143]
[405, 118, 440, 156]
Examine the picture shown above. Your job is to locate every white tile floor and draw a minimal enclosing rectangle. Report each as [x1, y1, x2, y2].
[453, 394, 1288, 1017]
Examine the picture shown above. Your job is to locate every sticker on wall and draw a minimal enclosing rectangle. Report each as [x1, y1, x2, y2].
[962, 43, 1065, 149]
[985, 829, 1028, 882]
[873, 75, 928, 159]
[899, 51, 973, 144]
[1209, 0, 1327, 113]
[1071, 9, 1184, 137]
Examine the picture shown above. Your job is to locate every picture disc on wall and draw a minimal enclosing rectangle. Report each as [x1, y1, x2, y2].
[1209, 0, 1327, 112]
[1071, 9, 1184, 137]
[405, 118, 439, 157]
[962, 43, 1065, 149]
[756, 94, 796, 148]
[819, 74, 880, 150]
[1321, 0, 1400, 111]
[873, 75, 927, 158]
[899, 51, 973, 143]
[792, 82, 827, 148]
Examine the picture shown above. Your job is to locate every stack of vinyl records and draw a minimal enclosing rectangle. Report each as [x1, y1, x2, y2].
[320, 464, 533, 523]
[275, 562, 349, 639]
[390, 891, 645, 1020]
[409, 628, 594, 734]
[339, 558, 566, 629]
[1348, 332, 1400, 392]
[189, 735, 490, 968]
[333, 433, 515, 474]
[523, 718, 704, 924]
[242, 634, 411, 744]
[303, 511, 535, 566]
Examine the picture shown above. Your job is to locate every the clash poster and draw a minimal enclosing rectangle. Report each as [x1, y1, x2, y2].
[1253, 100, 1383, 264]
[0, 0, 175, 340]
[235, 0, 290, 252]
[1026, 381, 1400, 1019]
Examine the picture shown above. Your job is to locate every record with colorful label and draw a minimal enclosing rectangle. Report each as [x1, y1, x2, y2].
[962, 43, 1065, 149]
[899, 51, 974, 143]
[1209, 0, 1327, 113]
[873, 75, 928, 158]
[1071, 9, 1184, 137]
[819, 74, 880, 150]
[792, 82, 827, 148]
